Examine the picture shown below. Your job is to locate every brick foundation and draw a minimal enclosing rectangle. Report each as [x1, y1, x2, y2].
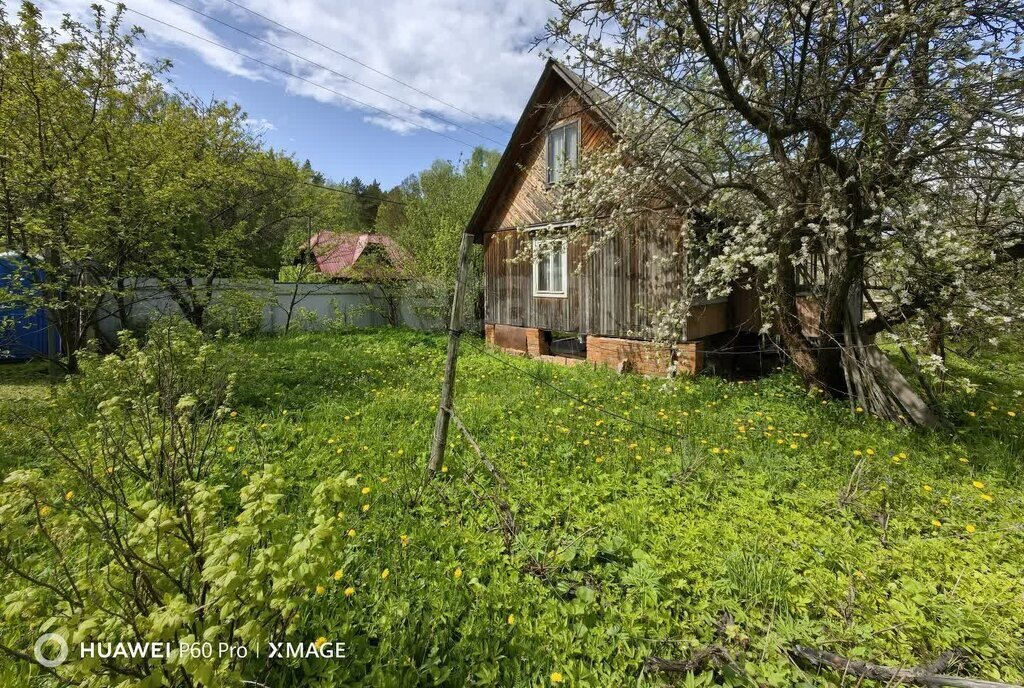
[485, 324, 548, 356]
[484, 325, 704, 376]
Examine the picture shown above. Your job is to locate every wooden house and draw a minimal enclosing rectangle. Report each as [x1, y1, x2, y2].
[465, 60, 765, 375]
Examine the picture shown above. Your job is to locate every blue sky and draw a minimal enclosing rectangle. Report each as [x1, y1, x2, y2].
[40, 0, 558, 188]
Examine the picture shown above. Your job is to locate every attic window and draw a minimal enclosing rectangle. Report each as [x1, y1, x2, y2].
[532, 234, 567, 298]
[546, 121, 579, 185]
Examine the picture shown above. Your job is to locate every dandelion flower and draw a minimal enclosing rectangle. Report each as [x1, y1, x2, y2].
[965, 524, 976, 533]
[347, 529, 356, 537]
[551, 672, 564, 683]
[315, 585, 326, 595]
[380, 569, 390, 580]
[333, 569, 343, 581]
[362, 504, 370, 512]
[400, 534, 409, 547]
[923, 485, 933, 492]
[344, 586, 355, 597]
[227, 446, 236, 453]
[361, 487, 371, 495]
[507, 614, 515, 625]
[853, 450, 863, 457]
[314, 637, 327, 649]
[981, 494, 993, 502]
[64, 491, 74, 501]
[453, 567, 463, 579]
[972, 481, 985, 489]
[931, 520, 942, 528]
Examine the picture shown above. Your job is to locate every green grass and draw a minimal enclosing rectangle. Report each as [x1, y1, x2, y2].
[0, 360, 50, 401]
[2, 329, 1023, 686]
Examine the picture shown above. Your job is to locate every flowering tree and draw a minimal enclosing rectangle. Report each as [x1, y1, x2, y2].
[545, 0, 1024, 423]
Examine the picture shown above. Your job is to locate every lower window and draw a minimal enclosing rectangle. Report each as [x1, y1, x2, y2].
[532, 235, 567, 297]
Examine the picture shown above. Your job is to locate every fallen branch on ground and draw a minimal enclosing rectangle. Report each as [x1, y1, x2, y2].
[789, 646, 1023, 688]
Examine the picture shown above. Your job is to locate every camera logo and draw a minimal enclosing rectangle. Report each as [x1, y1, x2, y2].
[33, 633, 68, 668]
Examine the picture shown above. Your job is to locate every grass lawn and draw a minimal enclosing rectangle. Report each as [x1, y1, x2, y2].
[1, 328, 1022, 686]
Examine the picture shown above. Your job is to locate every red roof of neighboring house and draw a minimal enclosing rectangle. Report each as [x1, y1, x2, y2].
[305, 231, 408, 277]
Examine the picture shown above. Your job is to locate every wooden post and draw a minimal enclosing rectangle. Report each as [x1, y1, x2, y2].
[427, 232, 473, 479]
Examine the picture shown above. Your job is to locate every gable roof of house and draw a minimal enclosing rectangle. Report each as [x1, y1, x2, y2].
[305, 231, 408, 276]
[464, 59, 620, 242]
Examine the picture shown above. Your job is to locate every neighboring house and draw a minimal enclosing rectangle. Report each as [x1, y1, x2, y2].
[301, 231, 409, 281]
[466, 59, 767, 375]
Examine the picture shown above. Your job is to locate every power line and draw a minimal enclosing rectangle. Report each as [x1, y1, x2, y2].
[106, 0, 482, 149]
[219, 0, 513, 136]
[164, 0, 506, 147]
[300, 177, 407, 205]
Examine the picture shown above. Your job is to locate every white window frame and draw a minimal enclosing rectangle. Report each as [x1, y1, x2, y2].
[546, 120, 580, 186]
[531, 233, 568, 298]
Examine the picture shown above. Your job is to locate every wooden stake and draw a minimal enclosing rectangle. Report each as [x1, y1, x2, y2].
[427, 232, 473, 479]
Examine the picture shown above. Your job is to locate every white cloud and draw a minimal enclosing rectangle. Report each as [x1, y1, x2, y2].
[37, 0, 560, 141]
[39, 0, 262, 78]
[243, 116, 276, 132]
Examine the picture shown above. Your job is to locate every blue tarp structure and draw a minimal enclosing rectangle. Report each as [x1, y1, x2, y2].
[0, 253, 59, 362]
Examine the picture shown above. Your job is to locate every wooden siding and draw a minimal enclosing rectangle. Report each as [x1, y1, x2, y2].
[478, 66, 736, 342]
[487, 81, 612, 231]
[484, 220, 716, 340]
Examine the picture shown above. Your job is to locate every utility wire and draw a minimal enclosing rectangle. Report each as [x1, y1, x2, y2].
[106, 0, 482, 148]
[165, 0, 506, 146]
[219, 0, 514, 136]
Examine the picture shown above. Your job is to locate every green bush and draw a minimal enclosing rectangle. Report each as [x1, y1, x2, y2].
[0, 321, 359, 686]
[203, 289, 268, 336]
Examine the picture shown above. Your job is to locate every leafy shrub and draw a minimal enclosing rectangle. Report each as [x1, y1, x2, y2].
[0, 320, 357, 686]
[203, 289, 268, 336]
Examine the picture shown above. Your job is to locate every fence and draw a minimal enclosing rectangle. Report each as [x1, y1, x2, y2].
[95, 278, 451, 339]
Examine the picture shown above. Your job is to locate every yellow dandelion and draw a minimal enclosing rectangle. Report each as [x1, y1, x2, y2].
[333, 569, 343, 581]
[315, 585, 326, 595]
[865, 448, 875, 455]
[923, 485, 933, 492]
[347, 529, 356, 537]
[400, 534, 410, 547]
[380, 569, 390, 580]
[441, 466, 449, 473]
[507, 614, 515, 625]
[981, 494, 993, 502]
[227, 446, 236, 454]
[314, 636, 327, 649]
[344, 586, 355, 597]
[931, 520, 942, 528]
[853, 450, 863, 457]
[453, 567, 463, 579]
[789, 443, 798, 449]
[230, 411, 237, 418]
[965, 524, 977, 534]
[362, 504, 370, 512]
[855, 406, 863, 413]
[39, 505, 52, 517]
[64, 490, 74, 501]
[959, 457, 969, 463]
[1009, 411, 1017, 417]
[972, 481, 985, 489]
[361, 487, 371, 495]
[551, 672, 564, 684]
